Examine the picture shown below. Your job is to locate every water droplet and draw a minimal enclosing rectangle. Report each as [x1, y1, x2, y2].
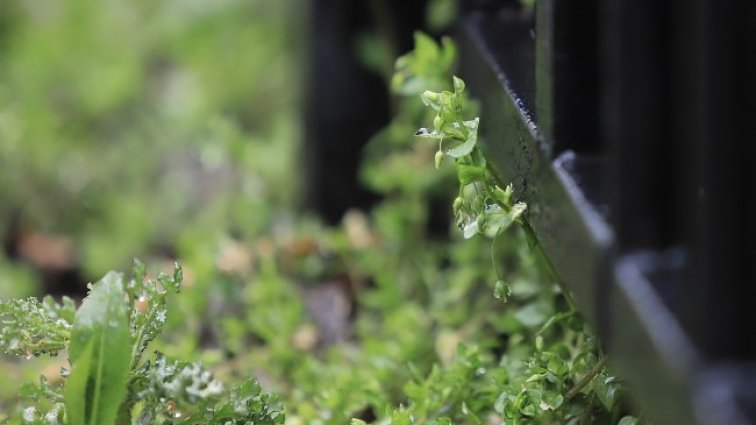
[135, 295, 149, 314]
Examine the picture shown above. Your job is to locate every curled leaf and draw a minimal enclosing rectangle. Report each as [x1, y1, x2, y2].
[446, 118, 478, 158]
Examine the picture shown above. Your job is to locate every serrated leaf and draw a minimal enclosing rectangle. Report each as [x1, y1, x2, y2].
[65, 272, 131, 425]
[391, 408, 413, 425]
[0, 296, 74, 357]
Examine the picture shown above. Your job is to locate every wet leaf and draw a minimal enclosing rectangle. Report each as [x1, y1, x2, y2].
[446, 118, 478, 158]
[595, 373, 622, 411]
[65, 272, 131, 425]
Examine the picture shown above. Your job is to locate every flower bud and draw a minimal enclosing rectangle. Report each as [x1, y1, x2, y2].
[434, 150, 444, 169]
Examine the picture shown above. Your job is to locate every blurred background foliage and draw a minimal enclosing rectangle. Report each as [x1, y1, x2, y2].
[0, 1, 631, 424]
[0, 0, 304, 296]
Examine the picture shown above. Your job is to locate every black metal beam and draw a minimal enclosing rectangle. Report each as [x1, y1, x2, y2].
[457, 3, 755, 422]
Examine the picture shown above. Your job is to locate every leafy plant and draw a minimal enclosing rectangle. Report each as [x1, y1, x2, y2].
[0, 261, 284, 425]
[0, 9, 647, 425]
[360, 34, 641, 424]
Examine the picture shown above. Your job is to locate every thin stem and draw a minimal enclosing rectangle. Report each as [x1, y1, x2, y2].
[521, 219, 577, 312]
[491, 233, 503, 281]
[579, 392, 596, 425]
[565, 357, 608, 401]
[485, 160, 508, 189]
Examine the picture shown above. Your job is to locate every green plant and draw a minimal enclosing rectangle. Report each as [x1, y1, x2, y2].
[0, 261, 284, 425]
[363, 34, 641, 424]
[0, 13, 646, 425]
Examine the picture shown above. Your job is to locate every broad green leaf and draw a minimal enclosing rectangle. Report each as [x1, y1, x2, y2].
[66, 272, 131, 425]
[64, 341, 94, 425]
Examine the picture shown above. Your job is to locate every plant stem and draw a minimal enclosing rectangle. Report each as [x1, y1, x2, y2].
[565, 357, 608, 401]
[521, 221, 577, 311]
[483, 157, 577, 311]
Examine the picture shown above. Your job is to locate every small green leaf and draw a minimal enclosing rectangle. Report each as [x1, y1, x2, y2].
[595, 373, 622, 412]
[421, 91, 442, 111]
[453, 76, 465, 93]
[514, 302, 551, 328]
[492, 184, 514, 207]
[446, 118, 478, 158]
[617, 416, 639, 425]
[391, 407, 413, 425]
[66, 272, 131, 425]
[483, 202, 527, 238]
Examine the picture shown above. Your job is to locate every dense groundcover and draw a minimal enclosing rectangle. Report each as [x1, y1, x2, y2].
[0, 1, 644, 424]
